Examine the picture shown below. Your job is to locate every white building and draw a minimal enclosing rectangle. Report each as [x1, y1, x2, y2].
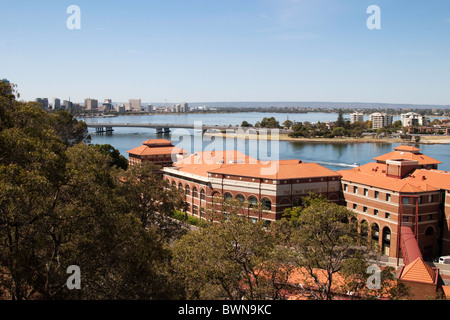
[401, 112, 429, 127]
[350, 112, 364, 124]
[370, 112, 393, 129]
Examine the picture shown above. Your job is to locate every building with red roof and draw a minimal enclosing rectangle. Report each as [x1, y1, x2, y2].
[127, 139, 188, 167]
[162, 150, 341, 224]
[338, 145, 450, 261]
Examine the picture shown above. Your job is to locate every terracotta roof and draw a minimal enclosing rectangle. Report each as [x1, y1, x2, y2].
[399, 257, 437, 284]
[209, 160, 341, 180]
[173, 151, 256, 178]
[173, 151, 341, 180]
[373, 147, 441, 166]
[142, 139, 173, 146]
[127, 145, 187, 156]
[394, 145, 421, 152]
[404, 169, 450, 191]
[338, 163, 439, 193]
[442, 286, 450, 298]
[400, 226, 422, 265]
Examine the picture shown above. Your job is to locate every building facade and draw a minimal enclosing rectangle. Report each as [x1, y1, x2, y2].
[350, 112, 364, 124]
[127, 139, 188, 167]
[370, 112, 393, 129]
[85, 98, 98, 111]
[338, 145, 449, 260]
[162, 150, 342, 225]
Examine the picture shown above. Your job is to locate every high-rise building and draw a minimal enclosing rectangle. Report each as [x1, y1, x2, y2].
[102, 99, 113, 112]
[35, 98, 49, 109]
[401, 112, 430, 127]
[181, 102, 189, 113]
[370, 112, 393, 129]
[350, 112, 364, 124]
[63, 100, 73, 111]
[52, 98, 61, 110]
[129, 99, 141, 112]
[85, 98, 98, 111]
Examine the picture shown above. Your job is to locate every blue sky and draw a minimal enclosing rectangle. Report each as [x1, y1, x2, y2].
[1, 0, 450, 105]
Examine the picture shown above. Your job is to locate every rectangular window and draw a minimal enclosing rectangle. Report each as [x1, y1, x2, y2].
[344, 184, 348, 191]
[403, 217, 409, 223]
[363, 207, 368, 213]
[386, 193, 391, 201]
[353, 204, 357, 210]
[386, 212, 390, 219]
[364, 189, 368, 196]
[375, 191, 379, 199]
[354, 186, 358, 194]
[402, 197, 410, 205]
[374, 209, 379, 216]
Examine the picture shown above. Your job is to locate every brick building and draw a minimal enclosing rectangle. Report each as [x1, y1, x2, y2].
[127, 139, 188, 167]
[338, 145, 450, 260]
[162, 150, 341, 226]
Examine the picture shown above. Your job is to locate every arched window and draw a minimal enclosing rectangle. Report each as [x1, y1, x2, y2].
[382, 227, 391, 256]
[200, 189, 206, 201]
[248, 196, 258, 208]
[192, 187, 198, 198]
[236, 194, 245, 203]
[425, 227, 434, 237]
[293, 198, 302, 208]
[171, 181, 176, 188]
[371, 223, 380, 243]
[185, 185, 191, 196]
[224, 193, 233, 201]
[178, 183, 184, 190]
[262, 198, 272, 211]
[360, 220, 369, 238]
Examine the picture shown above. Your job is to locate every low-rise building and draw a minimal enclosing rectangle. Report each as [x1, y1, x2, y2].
[338, 145, 449, 260]
[127, 139, 188, 167]
[163, 150, 342, 225]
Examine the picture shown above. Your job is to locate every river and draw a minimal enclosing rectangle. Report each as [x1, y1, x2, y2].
[81, 112, 450, 172]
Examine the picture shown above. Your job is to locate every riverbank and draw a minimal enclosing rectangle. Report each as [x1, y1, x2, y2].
[205, 132, 450, 145]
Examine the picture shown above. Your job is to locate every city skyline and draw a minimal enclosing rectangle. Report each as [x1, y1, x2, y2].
[1, 0, 450, 105]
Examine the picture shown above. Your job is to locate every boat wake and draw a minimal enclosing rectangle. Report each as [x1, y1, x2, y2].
[308, 160, 359, 168]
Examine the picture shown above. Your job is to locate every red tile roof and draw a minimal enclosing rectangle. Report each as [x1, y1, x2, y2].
[127, 139, 187, 157]
[209, 160, 341, 180]
[142, 139, 174, 146]
[373, 145, 441, 166]
[338, 162, 439, 193]
[173, 151, 340, 180]
[399, 257, 437, 284]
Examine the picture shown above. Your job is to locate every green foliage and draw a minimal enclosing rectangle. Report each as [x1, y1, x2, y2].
[260, 117, 280, 129]
[91, 144, 128, 170]
[0, 86, 185, 300]
[172, 214, 291, 300]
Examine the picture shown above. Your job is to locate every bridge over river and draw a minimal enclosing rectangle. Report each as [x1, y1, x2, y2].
[86, 123, 292, 134]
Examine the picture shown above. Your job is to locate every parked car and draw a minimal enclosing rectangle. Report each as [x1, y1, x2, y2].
[437, 256, 450, 264]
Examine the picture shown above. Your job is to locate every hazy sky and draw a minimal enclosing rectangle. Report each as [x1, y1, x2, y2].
[1, 0, 450, 105]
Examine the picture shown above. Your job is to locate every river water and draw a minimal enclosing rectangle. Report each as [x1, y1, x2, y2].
[82, 112, 450, 172]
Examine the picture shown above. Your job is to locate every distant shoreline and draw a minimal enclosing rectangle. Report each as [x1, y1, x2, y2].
[205, 132, 450, 145]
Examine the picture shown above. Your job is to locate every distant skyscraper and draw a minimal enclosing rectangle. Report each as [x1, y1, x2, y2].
[85, 98, 98, 111]
[181, 102, 189, 113]
[36, 98, 49, 109]
[129, 99, 141, 111]
[52, 98, 61, 110]
[63, 100, 73, 111]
